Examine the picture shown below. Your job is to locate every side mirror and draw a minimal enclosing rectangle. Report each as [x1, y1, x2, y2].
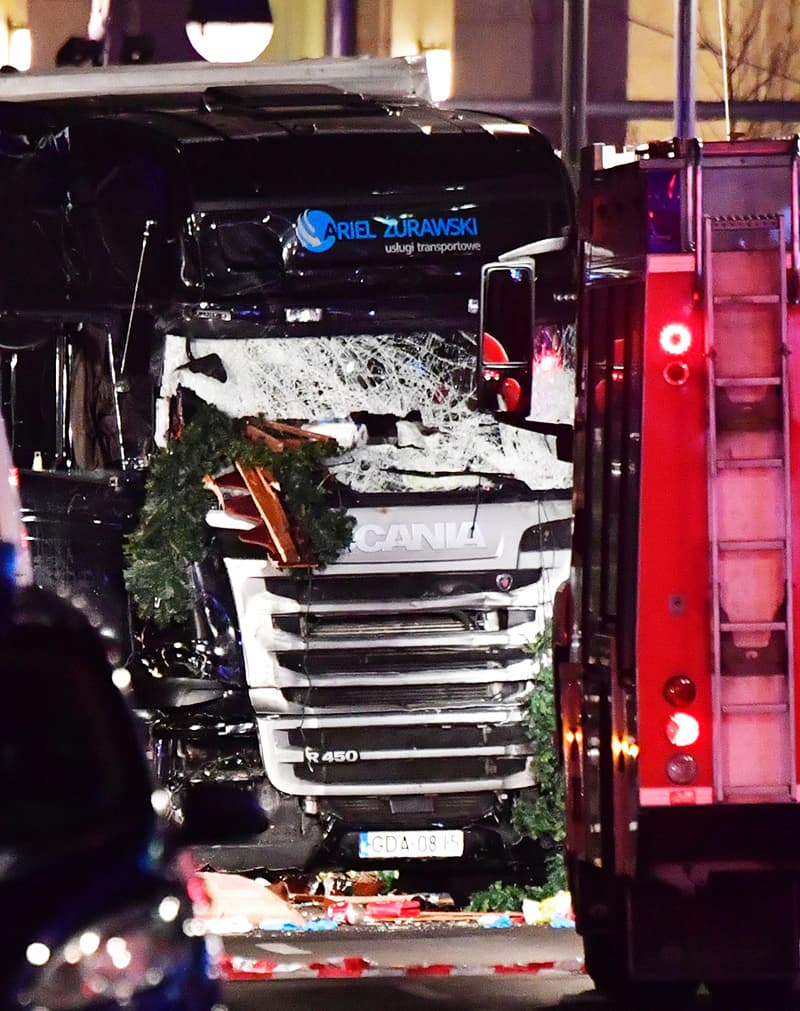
[476, 257, 576, 462]
[477, 263, 535, 420]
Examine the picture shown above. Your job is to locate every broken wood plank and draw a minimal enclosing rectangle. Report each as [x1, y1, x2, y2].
[203, 473, 225, 510]
[249, 419, 333, 443]
[213, 470, 248, 491]
[235, 462, 302, 565]
[238, 522, 280, 561]
[226, 496, 260, 521]
[244, 424, 284, 453]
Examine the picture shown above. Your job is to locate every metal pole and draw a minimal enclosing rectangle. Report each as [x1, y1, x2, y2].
[445, 97, 800, 124]
[674, 0, 697, 138]
[560, 0, 588, 176]
[326, 0, 356, 57]
[54, 329, 67, 466]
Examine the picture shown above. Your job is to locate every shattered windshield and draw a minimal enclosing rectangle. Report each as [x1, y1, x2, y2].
[160, 331, 573, 495]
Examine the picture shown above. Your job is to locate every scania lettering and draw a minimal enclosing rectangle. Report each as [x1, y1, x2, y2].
[480, 136, 800, 999]
[352, 521, 487, 553]
[0, 58, 574, 883]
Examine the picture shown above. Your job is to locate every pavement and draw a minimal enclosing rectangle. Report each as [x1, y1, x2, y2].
[218, 922, 585, 981]
[190, 869, 585, 983]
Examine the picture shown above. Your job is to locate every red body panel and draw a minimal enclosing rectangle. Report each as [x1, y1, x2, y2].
[789, 305, 800, 790]
[637, 265, 713, 801]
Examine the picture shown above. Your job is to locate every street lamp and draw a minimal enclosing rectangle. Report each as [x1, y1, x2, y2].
[8, 25, 31, 71]
[186, 0, 274, 63]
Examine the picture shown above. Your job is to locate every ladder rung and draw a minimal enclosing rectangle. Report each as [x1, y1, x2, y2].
[723, 785, 791, 799]
[722, 703, 789, 715]
[720, 621, 786, 632]
[713, 294, 781, 305]
[718, 539, 785, 551]
[709, 213, 781, 229]
[715, 376, 781, 387]
[716, 457, 783, 469]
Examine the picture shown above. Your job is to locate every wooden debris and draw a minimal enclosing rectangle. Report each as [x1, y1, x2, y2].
[203, 419, 331, 569]
[203, 473, 226, 510]
[236, 462, 302, 566]
[244, 424, 284, 453]
[246, 420, 333, 452]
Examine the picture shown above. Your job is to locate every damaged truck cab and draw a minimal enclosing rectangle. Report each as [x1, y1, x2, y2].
[0, 61, 575, 878]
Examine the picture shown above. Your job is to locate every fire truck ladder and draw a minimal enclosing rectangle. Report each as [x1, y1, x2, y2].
[705, 212, 796, 804]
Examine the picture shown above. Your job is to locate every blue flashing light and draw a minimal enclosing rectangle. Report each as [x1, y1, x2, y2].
[0, 541, 15, 586]
[646, 169, 683, 253]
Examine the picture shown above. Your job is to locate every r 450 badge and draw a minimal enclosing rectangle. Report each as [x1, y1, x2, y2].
[305, 747, 360, 765]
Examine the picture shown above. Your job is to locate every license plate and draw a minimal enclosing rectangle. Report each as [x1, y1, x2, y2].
[358, 829, 464, 859]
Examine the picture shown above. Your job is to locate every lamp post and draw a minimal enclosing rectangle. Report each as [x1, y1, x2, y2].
[674, 0, 697, 139]
[186, 0, 274, 63]
[560, 0, 588, 178]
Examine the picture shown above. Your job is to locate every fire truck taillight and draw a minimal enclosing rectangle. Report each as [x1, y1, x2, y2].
[666, 753, 698, 785]
[659, 322, 692, 355]
[665, 712, 700, 747]
[663, 674, 697, 707]
[659, 323, 692, 385]
[663, 360, 689, 386]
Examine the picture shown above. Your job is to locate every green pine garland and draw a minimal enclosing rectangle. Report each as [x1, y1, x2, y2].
[124, 402, 355, 627]
[512, 622, 567, 895]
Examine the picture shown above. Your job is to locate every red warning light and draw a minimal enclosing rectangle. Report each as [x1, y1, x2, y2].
[665, 712, 700, 747]
[535, 350, 559, 372]
[663, 360, 690, 386]
[666, 752, 698, 785]
[663, 674, 697, 707]
[659, 322, 692, 356]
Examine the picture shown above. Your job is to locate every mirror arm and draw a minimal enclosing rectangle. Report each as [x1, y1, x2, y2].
[497, 234, 570, 262]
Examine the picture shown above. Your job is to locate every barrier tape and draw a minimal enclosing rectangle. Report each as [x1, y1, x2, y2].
[219, 953, 586, 981]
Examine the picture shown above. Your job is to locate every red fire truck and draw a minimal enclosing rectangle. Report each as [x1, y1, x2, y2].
[478, 136, 800, 1003]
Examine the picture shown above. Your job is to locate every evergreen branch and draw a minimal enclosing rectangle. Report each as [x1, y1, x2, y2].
[124, 402, 355, 626]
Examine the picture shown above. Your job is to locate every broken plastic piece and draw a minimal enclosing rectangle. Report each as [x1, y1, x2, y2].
[364, 899, 421, 920]
[305, 917, 339, 931]
[479, 913, 514, 928]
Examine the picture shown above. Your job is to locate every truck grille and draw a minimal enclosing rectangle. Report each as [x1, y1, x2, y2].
[320, 793, 496, 829]
[264, 569, 543, 604]
[287, 724, 526, 750]
[276, 647, 509, 676]
[282, 682, 513, 708]
[274, 612, 471, 637]
[293, 753, 528, 787]
[239, 564, 547, 798]
[259, 719, 533, 795]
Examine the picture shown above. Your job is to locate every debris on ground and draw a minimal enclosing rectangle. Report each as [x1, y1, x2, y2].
[197, 871, 307, 931]
[521, 890, 573, 926]
[478, 912, 515, 928]
[188, 867, 573, 936]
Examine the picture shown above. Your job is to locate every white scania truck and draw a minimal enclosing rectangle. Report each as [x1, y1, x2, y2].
[0, 58, 574, 882]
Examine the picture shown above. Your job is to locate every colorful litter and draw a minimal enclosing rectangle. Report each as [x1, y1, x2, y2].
[189, 870, 574, 936]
